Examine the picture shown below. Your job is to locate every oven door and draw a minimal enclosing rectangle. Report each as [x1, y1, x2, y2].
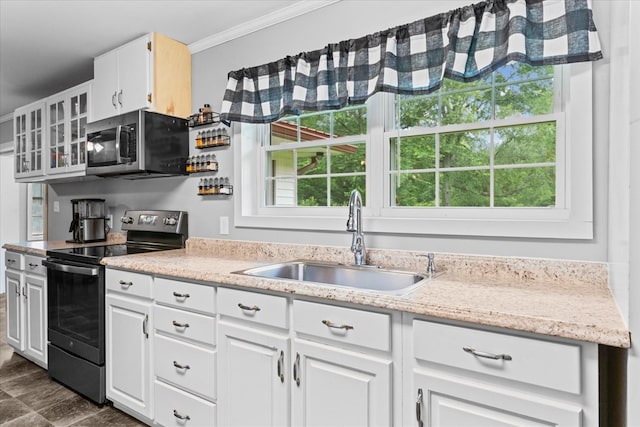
[44, 258, 105, 365]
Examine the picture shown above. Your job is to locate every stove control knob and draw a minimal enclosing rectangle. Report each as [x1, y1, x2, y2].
[121, 216, 134, 224]
[163, 217, 178, 226]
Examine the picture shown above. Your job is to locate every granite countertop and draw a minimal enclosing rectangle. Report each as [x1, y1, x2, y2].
[4, 237, 630, 348]
[2, 233, 126, 256]
[101, 238, 631, 349]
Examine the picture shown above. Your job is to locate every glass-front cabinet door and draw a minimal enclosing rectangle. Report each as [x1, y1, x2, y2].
[45, 82, 91, 175]
[14, 101, 45, 180]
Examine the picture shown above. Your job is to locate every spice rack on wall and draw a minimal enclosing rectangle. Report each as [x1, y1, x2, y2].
[187, 105, 233, 197]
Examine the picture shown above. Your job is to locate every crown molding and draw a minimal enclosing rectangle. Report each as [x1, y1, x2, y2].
[188, 0, 341, 54]
[1, 112, 13, 124]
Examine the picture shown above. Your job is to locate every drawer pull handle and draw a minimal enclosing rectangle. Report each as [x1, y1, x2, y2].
[28, 263, 39, 268]
[416, 388, 424, 427]
[277, 350, 284, 383]
[142, 315, 149, 339]
[238, 303, 261, 312]
[293, 352, 301, 387]
[173, 291, 190, 299]
[173, 361, 191, 370]
[463, 346, 512, 361]
[173, 410, 191, 421]
[7, 259, 16, 264]
[172, 320, 190, 329]
[322, 319, 354, 330]
[119, 280, 133, 288]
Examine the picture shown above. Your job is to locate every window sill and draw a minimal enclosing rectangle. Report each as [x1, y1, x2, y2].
[234, 211, 593, 239]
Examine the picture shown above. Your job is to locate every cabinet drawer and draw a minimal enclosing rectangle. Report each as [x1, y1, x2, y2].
[24, 255, 46, 276]
[413, 320, 581, 394]
[294, 300, 391, 352]
[5, 252, 23, 270]
[155, 278, 215, 314]
[154, 380, 216, 427]
[154, 334, 216, 400]
[106, 269, 153, 299]
[218, 287, 288, 329]
[155, 304, 216, 346]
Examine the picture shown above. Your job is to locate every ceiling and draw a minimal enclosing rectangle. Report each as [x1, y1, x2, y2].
[0, 0, 316, 119]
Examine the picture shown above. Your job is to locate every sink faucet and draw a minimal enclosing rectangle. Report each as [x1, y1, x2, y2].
[346, 189, 366, 265]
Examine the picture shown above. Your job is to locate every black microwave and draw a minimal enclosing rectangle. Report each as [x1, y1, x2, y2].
[86, 110, 188, 178]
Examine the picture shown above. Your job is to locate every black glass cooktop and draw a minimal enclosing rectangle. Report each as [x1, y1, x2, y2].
[47, 244, 168, 265]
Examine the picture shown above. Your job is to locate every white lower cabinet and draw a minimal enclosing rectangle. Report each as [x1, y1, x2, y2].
[154, 380, 216, 427]
[153, 277, 217, 427]
[405, 318, 599, 427]
[217, 287, 290, 427]
[4, 252, 48, 368]
[292, 339, 392, 427]
[101, 268, 601, 427]
[106, 269, 154, 422]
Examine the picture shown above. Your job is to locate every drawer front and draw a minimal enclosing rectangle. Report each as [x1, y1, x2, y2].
[5, 252, 23, 270]
[24, 255, 46, 276]
[154, 334, 216, 400]
[293, 300, 391, 352]
[218, 287, 288, 329]
[155, 304, 216, 346]
[413, 320, 581, 394]
[105, 269, 153, 299]
[155, 277, 216, 314]
[154, 380, 216, 427]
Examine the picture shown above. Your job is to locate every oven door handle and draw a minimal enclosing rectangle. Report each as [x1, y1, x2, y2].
[42, 260, 99, 277]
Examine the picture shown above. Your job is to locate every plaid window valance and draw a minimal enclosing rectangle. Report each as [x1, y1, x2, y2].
[220, 0, 602, 124]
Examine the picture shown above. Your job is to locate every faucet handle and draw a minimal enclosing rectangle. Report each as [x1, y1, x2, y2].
[419, 253, 436, 275]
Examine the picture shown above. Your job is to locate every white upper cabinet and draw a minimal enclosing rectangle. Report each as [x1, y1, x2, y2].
[92, 32, 191, 122]
[45, 82, 92, 176]
[14, 100, 46, 181]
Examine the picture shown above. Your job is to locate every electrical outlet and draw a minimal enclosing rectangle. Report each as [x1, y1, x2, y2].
[107, 214, 114, 229]
[53, 201, 60, 212]
[220, 216, 229, 235]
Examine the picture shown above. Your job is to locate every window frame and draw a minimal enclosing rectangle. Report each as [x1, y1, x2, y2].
[234, 62, 593, 239]
[26, 183, 46, 241]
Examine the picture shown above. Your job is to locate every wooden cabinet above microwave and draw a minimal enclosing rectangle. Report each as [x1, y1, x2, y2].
[92, 32, 191, 122]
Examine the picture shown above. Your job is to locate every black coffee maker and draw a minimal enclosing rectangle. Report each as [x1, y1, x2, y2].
[67, 198, 108, 243]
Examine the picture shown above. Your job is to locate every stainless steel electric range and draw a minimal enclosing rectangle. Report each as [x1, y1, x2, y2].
[44, 209, 188, 404]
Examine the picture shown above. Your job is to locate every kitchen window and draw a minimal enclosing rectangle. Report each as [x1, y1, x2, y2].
[27, 183, 46, 240]
[236, 62, 593, 239]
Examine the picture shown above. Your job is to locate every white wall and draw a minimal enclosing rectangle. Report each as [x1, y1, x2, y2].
[0, 149, 26, 293]
[48, 0, 613, 261]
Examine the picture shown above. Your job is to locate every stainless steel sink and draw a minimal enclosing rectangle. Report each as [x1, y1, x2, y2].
[233, 260, 431, 295]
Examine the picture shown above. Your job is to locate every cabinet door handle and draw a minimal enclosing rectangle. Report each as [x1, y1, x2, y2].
[117, 90, 123, 106]
[173, 410, 191, 421]
[119, 280, 133, 288]
[293, 352, 301, 387]
[112, 91, 117, 108]
[172, 320, 190, 329]
[322, 319, 354, 330]
[416, 388, 424, 427]
[142, 314, 149, 339]
[173, 291, 190, 299]
[173, 361, 191, 370]
[238, 303, 261, 312]
[15, 283, 20, 295]
[277, 350, 284, 383]
[22, 286, 27, 300]
[463, 346, 512, 361]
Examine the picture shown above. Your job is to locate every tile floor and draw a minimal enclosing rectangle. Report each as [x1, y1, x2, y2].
[0, 294, 146, 426]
